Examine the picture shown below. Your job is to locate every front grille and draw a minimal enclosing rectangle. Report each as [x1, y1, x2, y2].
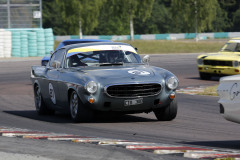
[105, 83, 161, 98]
[203, 60, 233, 67]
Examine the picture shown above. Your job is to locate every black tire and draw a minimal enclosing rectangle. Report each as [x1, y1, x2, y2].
[69, 91, 94, 122]
[34, 85, 48, 115]
[199, 72, 211, 80]
[153, 99, 177, 121]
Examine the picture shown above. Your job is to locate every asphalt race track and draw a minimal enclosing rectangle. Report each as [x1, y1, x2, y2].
[0, 54, 240, 160]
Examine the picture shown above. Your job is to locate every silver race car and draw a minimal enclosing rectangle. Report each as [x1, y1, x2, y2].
[31, 42, 179, 122]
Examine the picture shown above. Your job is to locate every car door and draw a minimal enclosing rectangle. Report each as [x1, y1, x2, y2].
[45, 49, 65, 108]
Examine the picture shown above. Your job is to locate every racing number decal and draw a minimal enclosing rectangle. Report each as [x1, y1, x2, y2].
[49, 83, 56, 104]
[128, 70, 150, 75]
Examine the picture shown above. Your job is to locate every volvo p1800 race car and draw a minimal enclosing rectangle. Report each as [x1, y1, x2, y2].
[31, 42, 179, 122]
[197, 38, 240, 80]
[217, 75, 240, 124]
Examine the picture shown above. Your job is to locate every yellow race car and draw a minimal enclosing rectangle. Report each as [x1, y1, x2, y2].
[197, 37, 240, 80]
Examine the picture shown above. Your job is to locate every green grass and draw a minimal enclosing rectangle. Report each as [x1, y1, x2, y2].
[121, 40, 226, 54]
[197, 85, 218, 96]
[55, 39, 226, 54]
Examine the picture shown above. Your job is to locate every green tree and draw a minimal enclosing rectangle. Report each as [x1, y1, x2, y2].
[211, 3, 231, 32]
[171, 0, 218, 34]
[134, 0, 182, 34]
[43, 0, 68, 35]
[56, 0, 105, 35]
[112, 0, 154, 40]
[91, 0, 129, 35]
[233, 8, 240, 31]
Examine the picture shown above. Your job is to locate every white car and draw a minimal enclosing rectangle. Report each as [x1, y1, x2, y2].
[217, 75, 240, 124]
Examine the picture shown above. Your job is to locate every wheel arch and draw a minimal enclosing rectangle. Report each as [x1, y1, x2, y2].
[67, 86, 84, 105]
[33, 80, 41, 92]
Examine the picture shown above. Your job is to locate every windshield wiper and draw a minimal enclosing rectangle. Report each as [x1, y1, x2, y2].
[99, 62, 124, 66]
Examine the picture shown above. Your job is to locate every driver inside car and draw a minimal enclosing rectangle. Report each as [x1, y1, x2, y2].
[68, 54, 87, 67]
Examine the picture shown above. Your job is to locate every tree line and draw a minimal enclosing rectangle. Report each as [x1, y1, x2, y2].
[43, 0, 240, 36]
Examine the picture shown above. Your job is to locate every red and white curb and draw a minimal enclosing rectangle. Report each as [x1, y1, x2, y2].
[177, 86, 205, 95]
[1, 126, 240, 160]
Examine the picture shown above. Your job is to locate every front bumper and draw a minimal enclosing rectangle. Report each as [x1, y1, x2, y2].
[80, 88, 175, 112]
[198, 65, 240, 75]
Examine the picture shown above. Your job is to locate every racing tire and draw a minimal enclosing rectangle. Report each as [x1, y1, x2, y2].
[69, 91, 94, 122]
[199, 72, 211, 80]
[153, 99, 177, 121]
[34, 85, 54, 115]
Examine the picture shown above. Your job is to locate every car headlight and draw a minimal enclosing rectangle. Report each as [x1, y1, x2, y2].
[233, 61, 239, 67]
[197, 59, 203, 65]
[86, 81, 98, 94]
[166, 77, 179, 90]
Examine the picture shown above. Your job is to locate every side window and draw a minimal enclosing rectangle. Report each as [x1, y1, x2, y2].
[49, 49, 65, 68]
[236, 43, 240, 52]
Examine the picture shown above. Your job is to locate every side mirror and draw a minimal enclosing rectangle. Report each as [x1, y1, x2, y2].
[42, 60, 48, 66]
[142, 55, 150, 64]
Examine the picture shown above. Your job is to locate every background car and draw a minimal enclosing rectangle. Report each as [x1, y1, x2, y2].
[197, 37, 240, 80]
[31, 42, 179, 122]
[41, 39, 112, 66]
[217, 75, 240, 124]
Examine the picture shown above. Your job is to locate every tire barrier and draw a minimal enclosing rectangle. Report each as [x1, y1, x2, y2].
[28, 32, 38, 57]
[20, 32, 28, 57]
[44, 28, 54, 55]
[0, 31, 4, 58]
[0, 30, 12, 58]
[0, 28, 54, 58]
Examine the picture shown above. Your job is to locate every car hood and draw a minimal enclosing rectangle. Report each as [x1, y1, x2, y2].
[75, 65, 165, 85]
[198, 52, 240, 61]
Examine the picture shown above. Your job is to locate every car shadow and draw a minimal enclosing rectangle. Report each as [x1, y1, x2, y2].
[3, 110, 157, 124]
[93, 113, 157, 123]
[182, 140, 240, 150]
[4, 110, 73, 123]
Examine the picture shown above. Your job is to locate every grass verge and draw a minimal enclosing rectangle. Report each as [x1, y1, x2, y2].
[197, 85, 218, 96]
[121, 40, 226, 54]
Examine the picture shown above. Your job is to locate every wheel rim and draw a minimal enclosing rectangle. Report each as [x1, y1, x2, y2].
[70, 92, 78, 118]
[35, 86, 41, 110]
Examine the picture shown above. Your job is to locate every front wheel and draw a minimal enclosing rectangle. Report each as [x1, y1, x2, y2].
[153, 99, 177, 121]
[69, 91, 94, 122]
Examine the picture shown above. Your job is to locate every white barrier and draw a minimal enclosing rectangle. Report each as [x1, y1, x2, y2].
[0, 30, 6, 58]
[3, 31, 12, 57]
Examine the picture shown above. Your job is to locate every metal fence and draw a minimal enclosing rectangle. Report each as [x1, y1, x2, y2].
[0, 0, 42, 28]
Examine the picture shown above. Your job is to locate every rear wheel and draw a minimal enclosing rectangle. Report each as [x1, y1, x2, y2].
[153, 99, 177, 121]
[69, 91, 94, 122]
[199, 72, 211, 80]
[34, 85, 54, 115]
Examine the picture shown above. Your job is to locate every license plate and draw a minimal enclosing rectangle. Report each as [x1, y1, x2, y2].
[124, 98, 143, 106]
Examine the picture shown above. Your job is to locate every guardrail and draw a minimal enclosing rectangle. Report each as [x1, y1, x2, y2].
[55, 32, 240, 41]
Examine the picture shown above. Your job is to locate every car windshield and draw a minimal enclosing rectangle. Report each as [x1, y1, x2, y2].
[220, 42, 240, 52]
[66, 46, 142, 68]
